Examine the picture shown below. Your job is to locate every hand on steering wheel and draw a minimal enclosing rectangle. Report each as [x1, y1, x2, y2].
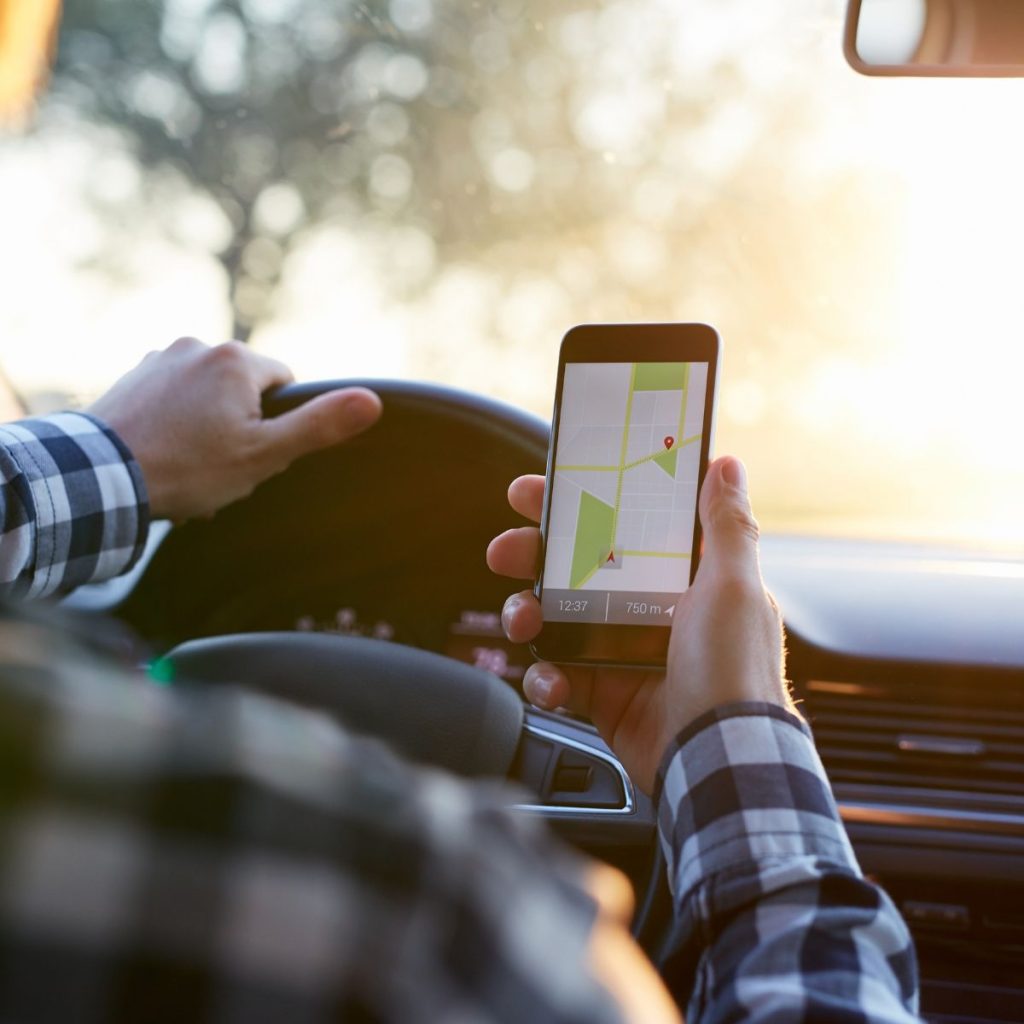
[90, 337, 382, 521]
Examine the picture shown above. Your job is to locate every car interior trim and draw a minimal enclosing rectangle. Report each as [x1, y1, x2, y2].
[512, 718, 637, 817]
[839, 801, 1024, 838]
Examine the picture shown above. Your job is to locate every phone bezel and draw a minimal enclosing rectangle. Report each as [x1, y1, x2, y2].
[530, 322, 720, 668]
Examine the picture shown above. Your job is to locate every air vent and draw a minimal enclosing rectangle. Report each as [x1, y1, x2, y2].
[804, 680, 1024, 801]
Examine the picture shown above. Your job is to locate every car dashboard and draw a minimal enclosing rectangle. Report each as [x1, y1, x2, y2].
[63, 387, 1024, 1024]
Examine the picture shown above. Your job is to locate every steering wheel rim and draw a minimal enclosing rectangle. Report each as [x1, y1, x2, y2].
[119, 379, 548, 645]
[263, 377, 551, 464]
[165, 630, 526, 778]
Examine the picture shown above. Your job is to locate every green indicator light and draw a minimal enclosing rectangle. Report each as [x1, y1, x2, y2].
[147, 657, 176, 686]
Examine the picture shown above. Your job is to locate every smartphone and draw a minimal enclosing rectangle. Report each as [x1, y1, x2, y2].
[531, 323, 720, 668]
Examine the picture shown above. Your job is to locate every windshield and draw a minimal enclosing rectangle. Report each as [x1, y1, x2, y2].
[0, 0, 1021, 553]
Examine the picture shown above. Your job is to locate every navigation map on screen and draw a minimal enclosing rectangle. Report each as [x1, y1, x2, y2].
[541, 361, 708, 626]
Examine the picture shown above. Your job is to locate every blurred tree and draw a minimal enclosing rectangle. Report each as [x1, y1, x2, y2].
[52, 0, 419, 337]
[45, 2, 518, 335]
[46, 0, 709, 339]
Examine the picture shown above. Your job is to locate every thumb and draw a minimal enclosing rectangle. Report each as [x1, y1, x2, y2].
[698, 456, 761, 581]
[260, 387, 383, 464]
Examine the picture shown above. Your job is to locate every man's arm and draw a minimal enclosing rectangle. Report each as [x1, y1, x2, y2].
[0, 338, 382, 598]
[656, 704, 918, 1022]
[0, 413, 149, 597]
[488, 457, 922, 1021]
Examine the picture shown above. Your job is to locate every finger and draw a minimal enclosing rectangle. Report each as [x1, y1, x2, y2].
[260, 387, 383, 464]
[501, 589, 543, 644]
[167, 335, 205, 355]
[244, 349, 295, 392]
[523, 661, 573, 710]
[523, 661, 596, 718]
[487, 527, 541, 580]
[508, 475, 545, 523]
[202, 341, 293, 392]
[698, 456, 761, 582]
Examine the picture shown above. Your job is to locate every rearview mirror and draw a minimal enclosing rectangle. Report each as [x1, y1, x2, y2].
[845, 0, 1024, 76]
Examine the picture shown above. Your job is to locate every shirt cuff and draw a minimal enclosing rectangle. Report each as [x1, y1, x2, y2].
[0, 412, 150, 598]
[655, 702, 859, 904]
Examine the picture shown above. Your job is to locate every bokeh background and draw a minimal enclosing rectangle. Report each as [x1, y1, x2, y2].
[1, 0, 1022, 550]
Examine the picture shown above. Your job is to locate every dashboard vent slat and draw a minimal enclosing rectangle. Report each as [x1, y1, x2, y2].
[803, 680, 1024, 803]
[896, 735, 985, 757]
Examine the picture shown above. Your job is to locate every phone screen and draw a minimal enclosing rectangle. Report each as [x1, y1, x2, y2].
[539, 360, 708, 627]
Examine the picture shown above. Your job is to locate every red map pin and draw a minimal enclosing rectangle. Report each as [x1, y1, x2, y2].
[663, 435, 674, 450]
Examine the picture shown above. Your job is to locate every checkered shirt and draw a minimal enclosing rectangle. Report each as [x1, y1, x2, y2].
[0, 413, 149, 598]
[657, 703, 920, 1022]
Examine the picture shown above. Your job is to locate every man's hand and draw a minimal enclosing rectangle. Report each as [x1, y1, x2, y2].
[89, 337, 382, 521]
[486, 456, 794, 794]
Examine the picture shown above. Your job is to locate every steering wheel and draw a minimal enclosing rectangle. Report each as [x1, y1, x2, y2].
[121, 380, 673, 957]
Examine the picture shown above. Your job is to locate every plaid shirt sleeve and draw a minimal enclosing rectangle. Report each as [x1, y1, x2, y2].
[0, 412, 149, 598]
[656, 702, 920, 1023]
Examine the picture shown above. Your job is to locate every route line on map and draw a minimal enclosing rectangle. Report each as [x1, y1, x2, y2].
[676, 362, 691, 452]
[620, 550, 691, 558]
[573, 546, 691, 591]
[623, 432, 697, 471]
[554, 431, 702, 473]
[609, 362, 638, 547]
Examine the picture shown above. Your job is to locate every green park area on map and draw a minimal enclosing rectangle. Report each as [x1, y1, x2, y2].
[633, 362, 688, 392]
[570, 491, 616, 591]
[565, 361, 697, 589]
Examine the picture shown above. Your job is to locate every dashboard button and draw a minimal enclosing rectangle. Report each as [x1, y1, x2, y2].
[549, 750, 627, 809]
[553, 765, 593, 793]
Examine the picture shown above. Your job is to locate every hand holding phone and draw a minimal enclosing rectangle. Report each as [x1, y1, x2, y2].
[487, 454, 790, 790]
[488, 452, 791, 795]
